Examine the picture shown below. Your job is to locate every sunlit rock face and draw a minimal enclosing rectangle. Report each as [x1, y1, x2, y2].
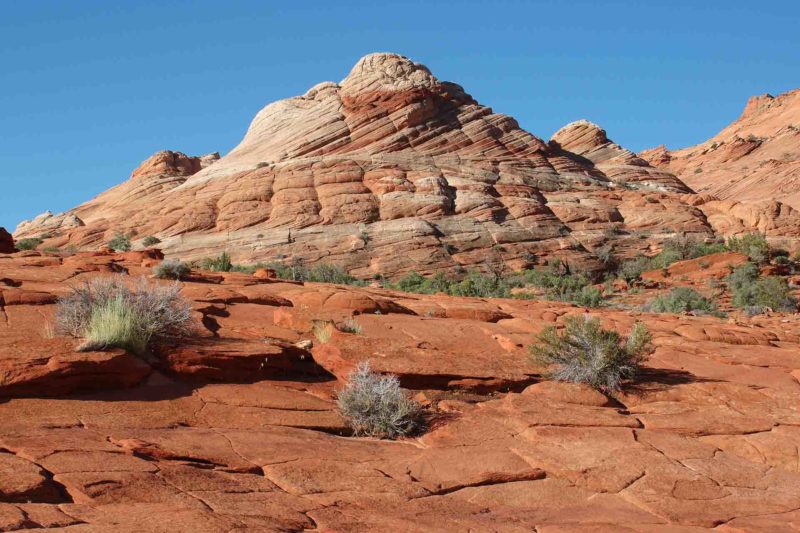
[15, 53, 798, 277]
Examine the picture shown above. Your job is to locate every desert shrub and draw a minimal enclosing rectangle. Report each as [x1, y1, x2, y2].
[728, 263, 796, 313]
[447, 271, 511, 298]
[336, 362, 423, 439]
[595, 245, 617, 271]
[262, 261, 364, 286]
[306, 264, 362, 285]
[142, 236, 161, 247]
[16, 237, 43, 250]
[530, 315, 653, 393]
[108, 232, 132, 252]
[617, 255, 652, 283]
[42, 246, 60, 254]
[389, 270, 512, 298]
[643, 287, 720, 315]
[648, 248, 683, 270]
[393, 271, 433, 293]
[200, 252, 233, 272]
[727, 233, 770, 263]
[55, 276, 193, 354]
[312, 321, 335, 343]
[153, 259, 191, 280]
[337, 317, 362, 334]
[562, 285, 604, 307]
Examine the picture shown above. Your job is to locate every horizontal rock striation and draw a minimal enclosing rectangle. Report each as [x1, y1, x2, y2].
[641, 88, 800, 211]
[15, 54, 800, 277]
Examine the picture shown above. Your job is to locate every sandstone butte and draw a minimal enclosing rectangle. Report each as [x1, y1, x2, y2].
[0, 248, 799, 531]
[12, 53, 800, 278]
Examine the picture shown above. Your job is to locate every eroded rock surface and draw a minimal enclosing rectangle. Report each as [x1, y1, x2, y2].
[1, 250, 799, 530]
[641, 88, 800, 214]
[18, 53, 798, 279]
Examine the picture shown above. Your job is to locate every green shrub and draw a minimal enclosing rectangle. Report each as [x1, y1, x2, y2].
[200, 252, 233, 272]
[728, 263, 796, 313]
[108, 233, 132, 252]
[153, 259, 191, 280]
[389, 270, 512, 298]
[336, 362, 423, 439]
[530, 315, 653, 393]
[16, 237, 43, 251]
[617, 255, 651, 283]
[260, 261, 364, 286]
[727, 233, 770, 263]
[562, 285, 604, 307]
[142, 236, 161, 248]
[644, 287, 720, 315]
[42, 246, 60, 254]
[55, 276, 193, 354]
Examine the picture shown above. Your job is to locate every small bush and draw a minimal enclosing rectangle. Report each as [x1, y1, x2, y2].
[337, 317, 362, 334]
[530, 315, 653, 393]
[108, 232, 132, 252]
[727, 233, 770, 263]
[728, 263, 796, 313]
[200, 252, 233, 272]
[617, 255, 651, 283]
[42, 246, 60, 254]
[562, 285, 603, 307]
[55, 276, 193, 354]
[644, 287, 720, 315]
[142, 236, 161, 248]
[312, 321, 335, 344]
[153, 260, 191, 280]
[336, 362, 423, 439]
[388, 270, 513, 298]
[16, 237, 43, 250]
[263, 261, 364, 286]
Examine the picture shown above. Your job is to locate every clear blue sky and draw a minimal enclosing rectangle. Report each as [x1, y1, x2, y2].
[2, 0, 798, 231]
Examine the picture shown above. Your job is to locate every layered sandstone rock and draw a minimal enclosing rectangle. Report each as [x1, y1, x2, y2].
[641, 88, 800, 210]
[551, 120, 692, 193]
[14, 53, 722, 277]
[14, 55, 799, 277]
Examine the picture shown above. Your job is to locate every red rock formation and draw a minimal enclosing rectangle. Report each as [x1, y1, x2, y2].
[0, 227, 15, 253]
[14, 53, 727, 277]
[641, 88, 800, 211]
[551, 120, 692, 192]
[15, 55, 799, 276]
[1, 250, 800, 529]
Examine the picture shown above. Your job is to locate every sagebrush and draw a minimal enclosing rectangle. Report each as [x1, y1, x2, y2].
[55, 276, 193, 353]
[727, 263, 796, 313]
[643, 287, 721, 316]
[530, 315, 653, 393]
[16, 237, 43, 251]
[108, 232, 132, 252]
[153, 259, 191, 280]
[336, 362, 423, 439]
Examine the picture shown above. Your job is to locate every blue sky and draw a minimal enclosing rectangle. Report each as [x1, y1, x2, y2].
[2, 0, 798, 231]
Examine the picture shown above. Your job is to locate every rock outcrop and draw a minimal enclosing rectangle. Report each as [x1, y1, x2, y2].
[1, 250, 800, 529]
[14, 55, 800, 276]
[641, 88, 800, 211]
[551, 120, 692, 193]
[13, 53, 728, 277]
[0, 227, 15, 253]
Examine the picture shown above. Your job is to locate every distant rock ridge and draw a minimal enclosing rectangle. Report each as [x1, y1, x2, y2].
[13, 53, 800, 275]
[640, 88, 800, 211]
